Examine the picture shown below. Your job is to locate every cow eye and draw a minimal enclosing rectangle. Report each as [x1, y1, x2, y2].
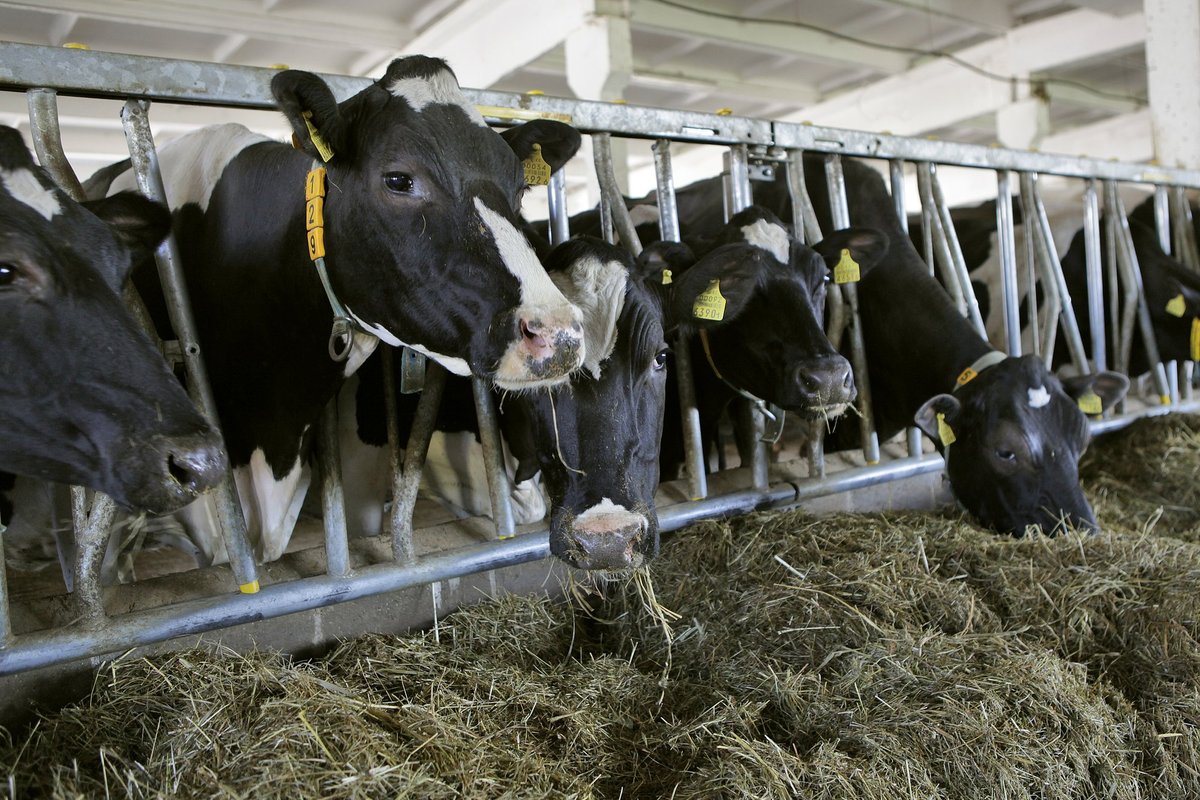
[0, 263, 15, 287]
[995, 449, 1016, 462]
[653, 348, 669, 371]
[383, 172, 415, 194]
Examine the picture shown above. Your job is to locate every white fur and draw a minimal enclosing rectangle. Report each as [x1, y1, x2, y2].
[627, 204, 661, 228]
[574, 497, 648, 534]
[741, 217, 790, 263]
[345, 306, 472, 376]
[233, 448, 312, 562]
[422, 431, 547, 525]
[108, 123, 268, 212]
[1, 168, 60, 219]
[551, 254, 627, 379]
[341, 329, 381, 378]
[386, 72, 489, 127]
[1027, 385, 1051, 409]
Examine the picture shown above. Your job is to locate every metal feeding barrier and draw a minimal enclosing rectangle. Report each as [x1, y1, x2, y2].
[2, 42, 1200, 675]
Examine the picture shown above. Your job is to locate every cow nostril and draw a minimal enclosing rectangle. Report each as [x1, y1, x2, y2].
[520, 319, 549, 350]
[167, 452, 195, 489]
[842, 370, 853, 389]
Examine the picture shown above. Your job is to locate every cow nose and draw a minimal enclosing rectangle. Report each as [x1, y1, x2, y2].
[158, 430, 227, 498]
[516, 311, 584, 374]
[564, 502, 648, 571]
[793, 355, 856, 408]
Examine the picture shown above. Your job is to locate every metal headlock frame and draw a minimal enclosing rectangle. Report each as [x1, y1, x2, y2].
[2, 41, 1200, 674]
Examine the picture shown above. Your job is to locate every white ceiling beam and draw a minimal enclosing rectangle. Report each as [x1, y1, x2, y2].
[631, 65, 820, 106]
[629, 0, 911, 74]
[1044, 82, 1141, 114]
[369, 0, 594, 89]
[1040, 108, 1152, 162]
[0, 0, 412, 52]
[787, 8, 1146, 136]
[855, 0, 1012, 33]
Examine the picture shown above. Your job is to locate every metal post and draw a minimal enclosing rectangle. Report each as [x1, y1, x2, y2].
[1168, 360, 1181, 406]
[0, 521, 11, 646]
[889, 159, 924, 460]
[916, 163, 966, 312]
[995, 170, 1021, 356]
[1024, 171, 1089, 373]
[472, 377, 516, 539]
[25, 88, 87, 201]
[391, 363, 447, 562]
[825, 154, 880, 465]
[547, 167, 570, 246]
[1170, 185, 1200, 270]
[317, 401, 350, 578]
[653, 139, 707, 500]
[592, 133, 641, 256]
[1154, 185, 1172, 254]
[381, 348, 405, 546]
[70, 487, 116, 625]
[120, 99, 261, 593]
[1082, 180, 1107, 371]
[929, 163, 987, 337]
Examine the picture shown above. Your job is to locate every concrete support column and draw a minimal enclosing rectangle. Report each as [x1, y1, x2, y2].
[1145, 0, 1200, 168]
[996, 81, 1049, 150]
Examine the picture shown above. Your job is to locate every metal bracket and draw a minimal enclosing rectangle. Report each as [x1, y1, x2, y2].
[399, 347, 427, 394]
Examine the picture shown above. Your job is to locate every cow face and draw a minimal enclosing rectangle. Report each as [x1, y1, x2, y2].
[505, 238, 668, 570]
[915, 354, 1129, 535]
[0, 127, 226, 511]
[666, 207, 887, 418]
[271, 57, 585, 390]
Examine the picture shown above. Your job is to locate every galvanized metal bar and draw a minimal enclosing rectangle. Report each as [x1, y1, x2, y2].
[1016, 188, 1041, 358]
[70, 487, 116, 626]
[888, 159, 925, 460]
[472, 376, 515, 539]
[592, 133, 641, 256]
[1170, 185, 1200, 270]
[653, 139, 707, 501]
[929, 163, 987, 337]
[380, 348, 406, 549]
[825, 154, 880, 465]
[916, 163, 966, 312]
[0, 523, 9, 647]
[1168, 360, 1181, 406]
[546, 168, 570, 246]
[920, 202, 936, 277]
[120, 99, 261, 592]
[316, 401, 350, 578]
[1082, 180, 1107, 371]
[1025, 171, 1089, 373]
[1154, 185, 1172, 254]
[1184, 361, 1195, 401]
[24, 88, 86, 201]
[1104, 196, 1123, 376]
[995, 170, 1021, 356]
[725, 143, 752, 214]
[391, 363, 447, 562]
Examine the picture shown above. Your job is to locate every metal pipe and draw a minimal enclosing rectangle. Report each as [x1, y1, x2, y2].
[725, 144, 752, 213]
[995, 170, 1021, 355]
[472, 376, 515, 539]
[653, 139, 707, 501]
[24, 88, 86, 201]
[1154, 185, 1172, 254]
[0, 522, 9, 647]
[317, 400, 350, 578]
[120, 99, 261, 592]
[1185, 361, 1195, 401]
[1168, 360, 1181, 406]
[591, 133, 641, 256]
[929, 163, 987, 337]
[916, 163, 966, 310]
[825, 154, 879, 464]
[1170, 185, 1200, 270]
[1026, 171, 1089, 373]
[1016, 188, 1040, 358]
[1082, 180, 1107, 371]
[391, 363, 446, 562]
[888, 160, 924, 461]
[70, 488, 116, 626]
[380, 347, 406, 549]
[547, 167, 570, 246]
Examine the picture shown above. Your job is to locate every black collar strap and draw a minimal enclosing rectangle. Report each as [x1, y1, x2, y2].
[305, 161, 357, 362]
[953, 350, 1007, 391]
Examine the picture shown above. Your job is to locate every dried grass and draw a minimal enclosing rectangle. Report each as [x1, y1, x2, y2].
[3, 415, 1200, 798]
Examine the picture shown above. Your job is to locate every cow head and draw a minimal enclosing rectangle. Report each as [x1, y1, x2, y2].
[0, 126, 226, 511]
[663, 207, 887, 418]
[271, 58, 585, 389]
[914, 354, 1128, 535]
[505, 237, 668, 570]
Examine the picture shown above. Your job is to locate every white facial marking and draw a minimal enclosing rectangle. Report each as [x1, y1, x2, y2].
[386, 72, 489, 127]
[475, 198, 570, 308]
[1028, 385, 1051, 409]
[108, 123, 268, 212]
[551, 254, 626, 380]
[1, 168, 60, 220]
[741, 218, 790, 263]
[574, 497, 649, 534]
[345, 307, 472, 376]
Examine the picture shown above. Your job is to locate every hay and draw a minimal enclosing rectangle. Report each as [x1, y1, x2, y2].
[3, 415, 1200, 798]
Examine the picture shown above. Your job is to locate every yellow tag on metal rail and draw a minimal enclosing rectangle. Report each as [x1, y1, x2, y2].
[833, 248, 860, 284]
[1166, 293, 1186, 318]
[693, 279, 727, 321]
[936, 412, 956, 447]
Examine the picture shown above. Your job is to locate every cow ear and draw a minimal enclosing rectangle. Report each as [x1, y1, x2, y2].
[82, 191, 172, 287]
[914, 393, 962, 447]
[668, 242, 765, 330]
[1061, 371, 1130, 413]
[810, 227, 889, 279]
[271, 70, 348, 164]
[0, 126, 36, 170]
[500, 120, 582, 174]
[636, 241, 695, 287]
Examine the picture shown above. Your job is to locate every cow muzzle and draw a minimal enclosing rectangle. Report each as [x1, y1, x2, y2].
[494, 304, 585, 390]
[122, 428, 228, 513]
[791, 354, 856, 418]
[557, 500, 650, 571]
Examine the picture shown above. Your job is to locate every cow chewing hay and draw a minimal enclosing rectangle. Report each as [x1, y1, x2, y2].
[3, 416, 1200, 798]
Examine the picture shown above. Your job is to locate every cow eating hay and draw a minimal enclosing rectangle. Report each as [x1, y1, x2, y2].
[3, 416, 1200, 798]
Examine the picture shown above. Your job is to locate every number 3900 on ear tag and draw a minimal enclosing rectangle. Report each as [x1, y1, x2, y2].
[692, 279, 726, 321]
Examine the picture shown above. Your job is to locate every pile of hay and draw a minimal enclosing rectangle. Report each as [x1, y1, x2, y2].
[3, 415, 1200, 798]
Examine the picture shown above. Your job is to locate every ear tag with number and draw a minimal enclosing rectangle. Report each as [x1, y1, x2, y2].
[1077, 391, 1103, 416]
[661, 268, 673, 285]
[302, 111, 334, 162]
[523, 142, 552, 186]
[936, 412, 956, 447]
[692, 279, 726, 321]
[1192, 317, 1200, 361]
[1166, 293, 1186, 318]
[833, 248, 860, 284]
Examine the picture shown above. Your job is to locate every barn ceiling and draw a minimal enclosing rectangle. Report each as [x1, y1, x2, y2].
[0, 0, 1152, 209]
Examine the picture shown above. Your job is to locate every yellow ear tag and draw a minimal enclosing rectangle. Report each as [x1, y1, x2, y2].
[1166, 294, 1186, 318]
[693, 279, 727, 321]
[1192, 317, 1200, 361]
[302, 111, 334, 163]
[523, 142, 552, 186]
[1077, 391, 1103, 416]
[936, 412, 956, 447]
[661, 268, 673, 285]
[833, 248, 860, 284]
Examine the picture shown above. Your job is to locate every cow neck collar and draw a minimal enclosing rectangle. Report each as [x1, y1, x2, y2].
[304, 160, 358, 362]
[697, 328, 785, 443]
[951, 350, 1007, 393]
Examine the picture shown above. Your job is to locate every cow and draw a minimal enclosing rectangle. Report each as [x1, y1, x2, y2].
[0, 125, 225, 531]
[85, 57, 587, 562]
[645, 158, 1128, 535]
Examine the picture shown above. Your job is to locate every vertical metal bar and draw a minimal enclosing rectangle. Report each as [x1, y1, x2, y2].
[592, 133, 641, 256]
[825, 154, 880, 465]
[725, 143, 752, 213]
[317, 401, 350, 578]
[0, 522, 9, 646]
[1184, 361, 1195, 401]
[929, 163, 987, 337]
[25, 88, 87, 201]
[1104, 198, 1122, 375]
[380, 348, 405, 547]
[1082, 180, 1107, 371]
[1170, 185, 1200, 270]
[472, 376, 515, 539]
[890, 159, 924, 460]
[70, 487, 116, 625]
[916, 163, 966, 311]
[120, 99, 260, 592]
[653, 139, 707, 501]
[547, 167, 570, 246]
[996, 170, 1021, 356]
[1025, 171, 1089, 373]
[1016, 187, 1041, 358]
[1168, 360, 1181, 405]
[1154, 185, 1172, 254]
[391, 363, 447, 562]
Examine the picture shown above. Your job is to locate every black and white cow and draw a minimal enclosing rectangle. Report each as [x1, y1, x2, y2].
[652, 159, 1128, 535]
[86, 57, 586, 561]
[0, 125, 225, 517]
